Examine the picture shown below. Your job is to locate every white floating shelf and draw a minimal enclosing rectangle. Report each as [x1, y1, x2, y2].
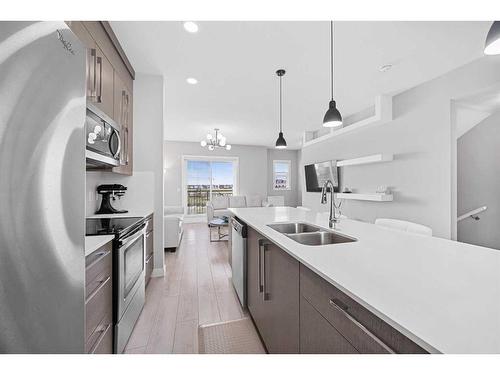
[302, 95, 393, 148]
[337, 153, 393, 167]
[335, 193, 393, 202]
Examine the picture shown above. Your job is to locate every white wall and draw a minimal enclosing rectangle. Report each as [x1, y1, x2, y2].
[86, 171, 154, 215]
[267, 149, 300, 207]
[458, 111, 500, 249]
[134, 74, 165, 275]
[300, 56, 500, 239]
[164, 141, 268, 207]
[86, 73, 165, 276]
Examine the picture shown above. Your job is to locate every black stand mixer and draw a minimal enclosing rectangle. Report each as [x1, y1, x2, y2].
[95, 184, 129, 214]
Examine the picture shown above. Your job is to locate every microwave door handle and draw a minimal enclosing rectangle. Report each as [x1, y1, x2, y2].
[113, 129, 121, 159]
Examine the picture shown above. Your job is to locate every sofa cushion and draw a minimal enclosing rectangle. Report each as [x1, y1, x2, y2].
[229, 195, 246, 208]
[246, 195, 263, 207]
[211, 195, 229, 210]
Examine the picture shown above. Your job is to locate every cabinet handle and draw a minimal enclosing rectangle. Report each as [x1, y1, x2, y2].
[89, 323, 111, 354]
[258, 241, 266, 294]
[328, 298, 395, 353]
[125, 93, 130, 165]
[121, 90, 126, 125]
[119, 90, 126, 166]
[86, 276, 111, 303]
[259, 243, 269, 301]
[88, 48, 97, 99]
[86, 250, 110, 271]
[95, 56, 103, 103]
[257, 240, 269, 301]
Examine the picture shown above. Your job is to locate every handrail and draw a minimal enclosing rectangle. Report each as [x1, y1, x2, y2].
[457, 206, 487, 222]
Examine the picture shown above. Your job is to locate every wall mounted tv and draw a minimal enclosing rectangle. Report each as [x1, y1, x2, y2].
[304, 161, 340, 192]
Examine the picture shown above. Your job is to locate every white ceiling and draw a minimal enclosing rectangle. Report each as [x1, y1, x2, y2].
[110, 21, 491, 149]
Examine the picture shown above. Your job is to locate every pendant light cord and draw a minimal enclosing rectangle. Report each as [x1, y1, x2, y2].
[330, 20, 334, 101]
[279, 74, 283, 132]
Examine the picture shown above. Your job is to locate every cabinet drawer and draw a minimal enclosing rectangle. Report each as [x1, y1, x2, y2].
[85, 243, 112, 300]
[300, 264, 426, 354]
[145, 253, 153, 285]
[90, 321, 113, 354]
[300, 296, 358, 354]
[85, 275, 112, 345]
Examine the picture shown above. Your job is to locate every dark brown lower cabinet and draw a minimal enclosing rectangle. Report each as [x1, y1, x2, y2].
[246, 227, 299, 353]
[90, 322, 113, 354]
[244, 222, 428, 355]
[300, 264, 427, 354]
[247, 226, 264, 330]
[300, 296, 358, 354]
[145, 254, 153, 285]
[85, 241, 113, 354]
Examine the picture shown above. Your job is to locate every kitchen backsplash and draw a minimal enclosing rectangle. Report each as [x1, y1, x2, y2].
[86, 170, 155, 216]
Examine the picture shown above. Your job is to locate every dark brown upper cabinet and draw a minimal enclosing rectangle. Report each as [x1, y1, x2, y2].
[67, 21, 135, 176]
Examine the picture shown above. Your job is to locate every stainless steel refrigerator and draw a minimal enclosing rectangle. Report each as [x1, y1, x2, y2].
[0, 21, 86, 353]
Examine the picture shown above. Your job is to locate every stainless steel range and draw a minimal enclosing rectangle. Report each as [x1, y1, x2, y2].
[86, 217, 146, 353]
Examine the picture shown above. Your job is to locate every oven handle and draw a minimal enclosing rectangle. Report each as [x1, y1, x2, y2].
[119, 223, 147, 247]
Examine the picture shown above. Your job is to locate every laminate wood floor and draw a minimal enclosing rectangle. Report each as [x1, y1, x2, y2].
[124, 223, 253, 354]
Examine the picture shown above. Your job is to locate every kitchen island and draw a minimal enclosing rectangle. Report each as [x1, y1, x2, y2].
[229, 207, 500, 354]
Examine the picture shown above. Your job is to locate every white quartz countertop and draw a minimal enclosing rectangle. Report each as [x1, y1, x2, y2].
[85, 235, 115, 257]
[86, 210, 154, 219]
[229, 207, 500, 354]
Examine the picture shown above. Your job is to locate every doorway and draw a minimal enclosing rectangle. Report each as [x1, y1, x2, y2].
[452, 86, 500, 249]
[182, 155, 239, 216]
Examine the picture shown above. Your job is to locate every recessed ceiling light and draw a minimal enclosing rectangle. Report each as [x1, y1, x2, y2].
[379, 64, 393, 72]
[183, 21, 199, 33]
[186, 77, 198, 85]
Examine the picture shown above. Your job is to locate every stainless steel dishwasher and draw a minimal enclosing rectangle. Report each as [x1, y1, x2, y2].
[231, 217, 247, 308]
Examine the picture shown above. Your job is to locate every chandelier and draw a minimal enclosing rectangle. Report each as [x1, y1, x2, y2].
[200, 128, 232, 151]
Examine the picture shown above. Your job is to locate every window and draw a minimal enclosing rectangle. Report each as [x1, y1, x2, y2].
[182, 156, 238, 215]
[273, 160, 291, 190]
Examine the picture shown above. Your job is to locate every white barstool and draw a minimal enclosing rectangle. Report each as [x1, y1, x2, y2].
[265, 196, 285, 207]
[374, 218, 432, 236]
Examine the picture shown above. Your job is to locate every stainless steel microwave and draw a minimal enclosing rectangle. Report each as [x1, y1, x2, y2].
[85, 103, 121, 168]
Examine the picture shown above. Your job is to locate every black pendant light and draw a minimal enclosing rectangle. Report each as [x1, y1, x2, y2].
[323, 21, 343, 128]
[484, 21, 500, 55]
[275, 69, 287, 149]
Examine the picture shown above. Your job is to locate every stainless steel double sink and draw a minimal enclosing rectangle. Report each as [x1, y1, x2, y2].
[267, 222, 357, 246]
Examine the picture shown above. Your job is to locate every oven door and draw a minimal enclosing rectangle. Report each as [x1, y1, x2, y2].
[117, 223, 146, 320]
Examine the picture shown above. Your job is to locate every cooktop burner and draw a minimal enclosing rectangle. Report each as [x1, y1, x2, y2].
[86, 217, 143, 237]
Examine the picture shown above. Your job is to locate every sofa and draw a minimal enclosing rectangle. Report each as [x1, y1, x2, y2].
[164, 206, 184, 250]
[206, 195, 285, 222]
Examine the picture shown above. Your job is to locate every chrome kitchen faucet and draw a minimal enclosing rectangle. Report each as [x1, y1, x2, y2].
[321, 180, 341, 229]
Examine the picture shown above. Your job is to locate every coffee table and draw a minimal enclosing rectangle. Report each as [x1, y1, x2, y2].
[208, 216, 229, 242]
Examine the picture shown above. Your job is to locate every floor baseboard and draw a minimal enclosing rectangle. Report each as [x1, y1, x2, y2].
[151, 265, 165, 277]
